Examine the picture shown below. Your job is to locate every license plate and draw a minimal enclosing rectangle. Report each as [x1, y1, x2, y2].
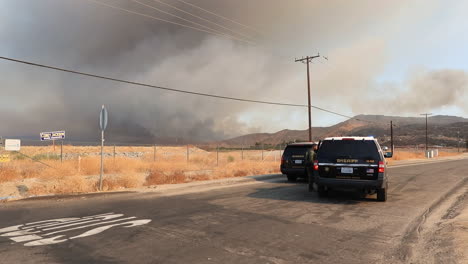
[294, 160, 303, 164]
[341, 167, 353, 174]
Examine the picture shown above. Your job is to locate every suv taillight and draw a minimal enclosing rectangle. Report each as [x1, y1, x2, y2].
[313, 160, 319, 171]
[378, 161, 385, 173]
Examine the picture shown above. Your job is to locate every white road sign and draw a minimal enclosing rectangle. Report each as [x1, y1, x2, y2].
[4, 139, 21, 151]
[40, 131, 65, 141]
[100, 105, 108, 131]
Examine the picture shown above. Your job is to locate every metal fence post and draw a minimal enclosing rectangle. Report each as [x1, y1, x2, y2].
[262, 144, 264, 161]
[154, 144, 156, 162]
[113, 144, 116, 161]
[78, 155, 81, 173]
[241, 145, 244, 160]
[216, 145, 219, 166]
[274, 144, 277, 162]
[60, 140, 63, 163]
[187, 145, 189, 163]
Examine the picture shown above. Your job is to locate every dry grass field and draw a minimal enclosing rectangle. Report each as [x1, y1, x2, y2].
[0, 146, 463, 199]
[0, 146, 281, 198]
[391, 150, 460, 160]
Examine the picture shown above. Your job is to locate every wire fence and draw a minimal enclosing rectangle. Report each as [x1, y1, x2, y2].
[1, 139, 465, 171]
[1, 140, 288, 169]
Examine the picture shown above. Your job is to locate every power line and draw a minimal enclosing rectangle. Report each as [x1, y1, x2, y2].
[176, 0, 263, 35]
[130, 0, 254, 44]
[0, 56, 305, 107]
[86, 0, 300, 61]
[150, 0, 255, 41]
[131, 0, 224, 35]
[86, 0, 253, 44]
[0, 55, 365, 119]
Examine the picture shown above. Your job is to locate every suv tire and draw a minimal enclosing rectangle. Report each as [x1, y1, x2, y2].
[287, 175, 297, 182]
[318, 185, 328, 197]
[377, 188, 387, 202]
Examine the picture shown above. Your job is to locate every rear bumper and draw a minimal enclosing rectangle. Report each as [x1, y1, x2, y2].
[314, 174, 386, 189]
[281, 167, 307, 176]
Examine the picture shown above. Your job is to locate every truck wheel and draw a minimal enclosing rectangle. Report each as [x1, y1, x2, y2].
[377, 188, 387, 202]
[318, 185, 328, 197]
[287, 175, 297, 182]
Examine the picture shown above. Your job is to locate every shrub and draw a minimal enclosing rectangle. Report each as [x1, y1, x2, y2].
[32, 153, 60, 160]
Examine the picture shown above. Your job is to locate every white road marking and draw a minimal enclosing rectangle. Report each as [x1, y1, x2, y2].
[69, 219, 151, 240]
[10, 234, 43, 242]
[26, 213, 117, 229]
[0, 213, 151, 246]
[24, 235, 68, 246]
[42, 214, 124, 231]
[1, 229, 41, 237]
[43, 217, 137, 236]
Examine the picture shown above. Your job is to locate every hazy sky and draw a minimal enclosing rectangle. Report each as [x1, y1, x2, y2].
[0, 0, 467, 142]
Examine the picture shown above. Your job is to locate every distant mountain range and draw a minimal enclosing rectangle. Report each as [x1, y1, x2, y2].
[220, 115, 468, 148]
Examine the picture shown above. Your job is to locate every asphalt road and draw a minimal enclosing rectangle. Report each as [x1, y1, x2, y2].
[0, 159, 467, 264]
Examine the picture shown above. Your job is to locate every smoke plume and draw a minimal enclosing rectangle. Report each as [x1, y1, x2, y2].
[0, 0, 466, 143]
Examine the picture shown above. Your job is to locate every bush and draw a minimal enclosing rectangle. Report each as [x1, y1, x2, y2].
[32, 153, 61, 160]
[12, 153, 26, 160]
[227, 156, 235, 162]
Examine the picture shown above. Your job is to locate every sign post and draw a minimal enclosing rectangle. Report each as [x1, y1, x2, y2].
[40, 131, 65, 152]
[99, 105, 108, 191]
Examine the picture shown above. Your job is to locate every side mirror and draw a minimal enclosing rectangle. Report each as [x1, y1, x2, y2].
[383, 146, 389, 151]
[384, 152, 393, 158]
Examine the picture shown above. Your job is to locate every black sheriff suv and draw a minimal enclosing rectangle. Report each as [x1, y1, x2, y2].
[310, 137, 392, 201]
[280, 142, 317, 182]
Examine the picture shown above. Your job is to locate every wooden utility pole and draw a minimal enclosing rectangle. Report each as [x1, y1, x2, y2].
[420, 113, 432, 153]
[295, 54, 321, 142]
[390, 121, 394, 153]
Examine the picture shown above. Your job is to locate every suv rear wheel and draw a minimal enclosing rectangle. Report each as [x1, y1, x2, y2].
[377, 188, 387, 202]
[286, 175, 297, 182]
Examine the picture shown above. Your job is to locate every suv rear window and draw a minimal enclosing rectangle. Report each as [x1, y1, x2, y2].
[283, 145, 312, 157]
[318, 140, 380, 161]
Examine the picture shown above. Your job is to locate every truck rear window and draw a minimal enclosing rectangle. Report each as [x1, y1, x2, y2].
[318, 140, 380, 161]
[283, 146, 312, 157]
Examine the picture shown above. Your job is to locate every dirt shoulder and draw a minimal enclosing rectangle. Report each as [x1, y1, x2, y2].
[397, 182, 467, 264]
[453, 198, 468, 264]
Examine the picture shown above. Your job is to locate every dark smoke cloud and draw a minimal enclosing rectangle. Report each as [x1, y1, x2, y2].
[0, 0, 465, 143]
[0, 0, 268, 142]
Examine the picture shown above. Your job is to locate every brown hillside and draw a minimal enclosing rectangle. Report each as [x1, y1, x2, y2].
[220, 115, 468, 148]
